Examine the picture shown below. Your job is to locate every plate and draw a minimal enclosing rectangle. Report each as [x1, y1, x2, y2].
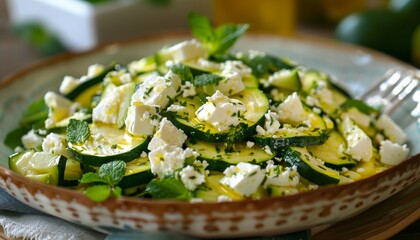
[0, 33, 419, 238]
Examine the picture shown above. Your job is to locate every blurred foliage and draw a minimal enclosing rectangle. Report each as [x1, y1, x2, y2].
[335, 0, 420, 66]
[12, 23, 66, 56]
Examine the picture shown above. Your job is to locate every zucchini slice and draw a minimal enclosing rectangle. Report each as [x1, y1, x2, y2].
[167, 88, 269, 142]
[68, 123, 150, 166]
[282, 146, 341, 186]
[195, 174, 244, 202]
[254, 107, 328, 149]
[118, 157, 154, 189]
[268, 68, 301, 91]
[9, 150, 67, 186]
[64, 64, 116, 107]
[307, 131, 357, 170]
[186, 140, 275, 172]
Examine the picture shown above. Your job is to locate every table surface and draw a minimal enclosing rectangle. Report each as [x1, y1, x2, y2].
[0, 0, 418, 239]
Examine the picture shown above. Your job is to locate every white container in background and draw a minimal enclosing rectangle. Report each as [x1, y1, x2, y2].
[6, 0, 212, 52]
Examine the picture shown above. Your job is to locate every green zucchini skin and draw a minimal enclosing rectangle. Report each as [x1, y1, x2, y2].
[186, 140, 275, 172]
[68, 123, 151, 167]
[282, 147, 341, 186]
[9, 150, 67, 186]
[64, 64, 117, 101]
[68, 137, 150, 167]
[254, 130, 329, 149]
[307, 131, 357, 170]
[166, 88, 269, 142]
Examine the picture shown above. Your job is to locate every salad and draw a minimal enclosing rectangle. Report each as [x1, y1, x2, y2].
[5, 13, 410, 202]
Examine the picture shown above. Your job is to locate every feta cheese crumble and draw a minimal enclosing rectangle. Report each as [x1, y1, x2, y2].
[131, 70, 181, 109]
[275, 92, 306, 125]
[220, 162, 265, 197]
[44, 91, 78, 128]
[42, 133, 69, 158]
[379, 140, 409, 165]
[148, 118, 187, 151]
[196, 90, 247, 132]
[125, 105, 159, 136]
[341, 117, 373, 162]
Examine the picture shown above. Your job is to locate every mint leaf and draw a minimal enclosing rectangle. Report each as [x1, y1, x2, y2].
[80, 172, 108, 184]
[188, 12, 215, 45]
[20, 98, 49, 126]
[67, 119, 90, 144]
[98, 160, 126, 187]
[84, 185, 111, 202]
[188, 12, 248, 56]
[170, 63, 193, 83]
[193, 73, 224, 87]
[146, 177, 192, 200]
[4, 127, 29, 150]
[213, 23, 249, 55]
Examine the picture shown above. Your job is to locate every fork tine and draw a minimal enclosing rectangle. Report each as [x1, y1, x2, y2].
[383, 77, 419, 115]
[359, 69, 399, 100]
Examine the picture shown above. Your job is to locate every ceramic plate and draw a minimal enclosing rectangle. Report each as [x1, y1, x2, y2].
[0, 33, 419, 238]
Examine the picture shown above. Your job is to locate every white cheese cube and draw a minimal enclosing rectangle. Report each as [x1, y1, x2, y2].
[148, 118, 187, 151]
[196, 58, 221, 70]
[59, 76, 79, 95]
[214, 70, 246, 96]
[222, 60, 252, 76]
[264, 160, 299, 188]
[376, 114, 407, 144]
[125, 105, 159, 136]
[131, 71, 181, 109]
[263, 110, 281, 135]
[21, 130, 44, 149]
[342, 117, 373, 162]
[42, 133, 69, 158]
[196, 90, 247, 132]
[220, 162, 265, 197]
[379, 140, 409, 165]
[345, 108, 371, 128]
[168, 39, 207, 62]
[86, 64, 105, 78]
[311, 81, 334, 104]
[179, 165, 206, 191]
[181, 81, 196, 98]
[92, 86, 121, 125]
[148, 145, 197, 178]
[275, 92, 306, 125]
[44, 91, 77, 128]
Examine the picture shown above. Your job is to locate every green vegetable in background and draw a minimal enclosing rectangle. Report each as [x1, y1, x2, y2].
[335, 0, 420, 66]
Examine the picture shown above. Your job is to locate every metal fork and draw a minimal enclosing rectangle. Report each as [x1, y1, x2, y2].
[359, 69, 420, 116]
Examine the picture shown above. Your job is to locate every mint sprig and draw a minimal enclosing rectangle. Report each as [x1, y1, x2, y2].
[80, 160, 126, 202]
[67, 119, 90, 144]
[146, 177, 192, 200]
[193, 73, 224, 87]
[188, 12, 249, 56]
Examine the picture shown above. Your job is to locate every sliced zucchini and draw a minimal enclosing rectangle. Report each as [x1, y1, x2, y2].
[9, 150, 67, 186]
[242, 75, 259, 88]
[118, 157, 154, 189]
[167, 88, 269, 142]
[68, 123, 150, 166]
[254, 107, 328, 149]
[65, 64, 116, 106]
[282, 146, 341, 186]
[186, 140, 275, 172]
[307, 131, 357, 170]
[195, 174, 244, 202]
[268, 68, 301, 91]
